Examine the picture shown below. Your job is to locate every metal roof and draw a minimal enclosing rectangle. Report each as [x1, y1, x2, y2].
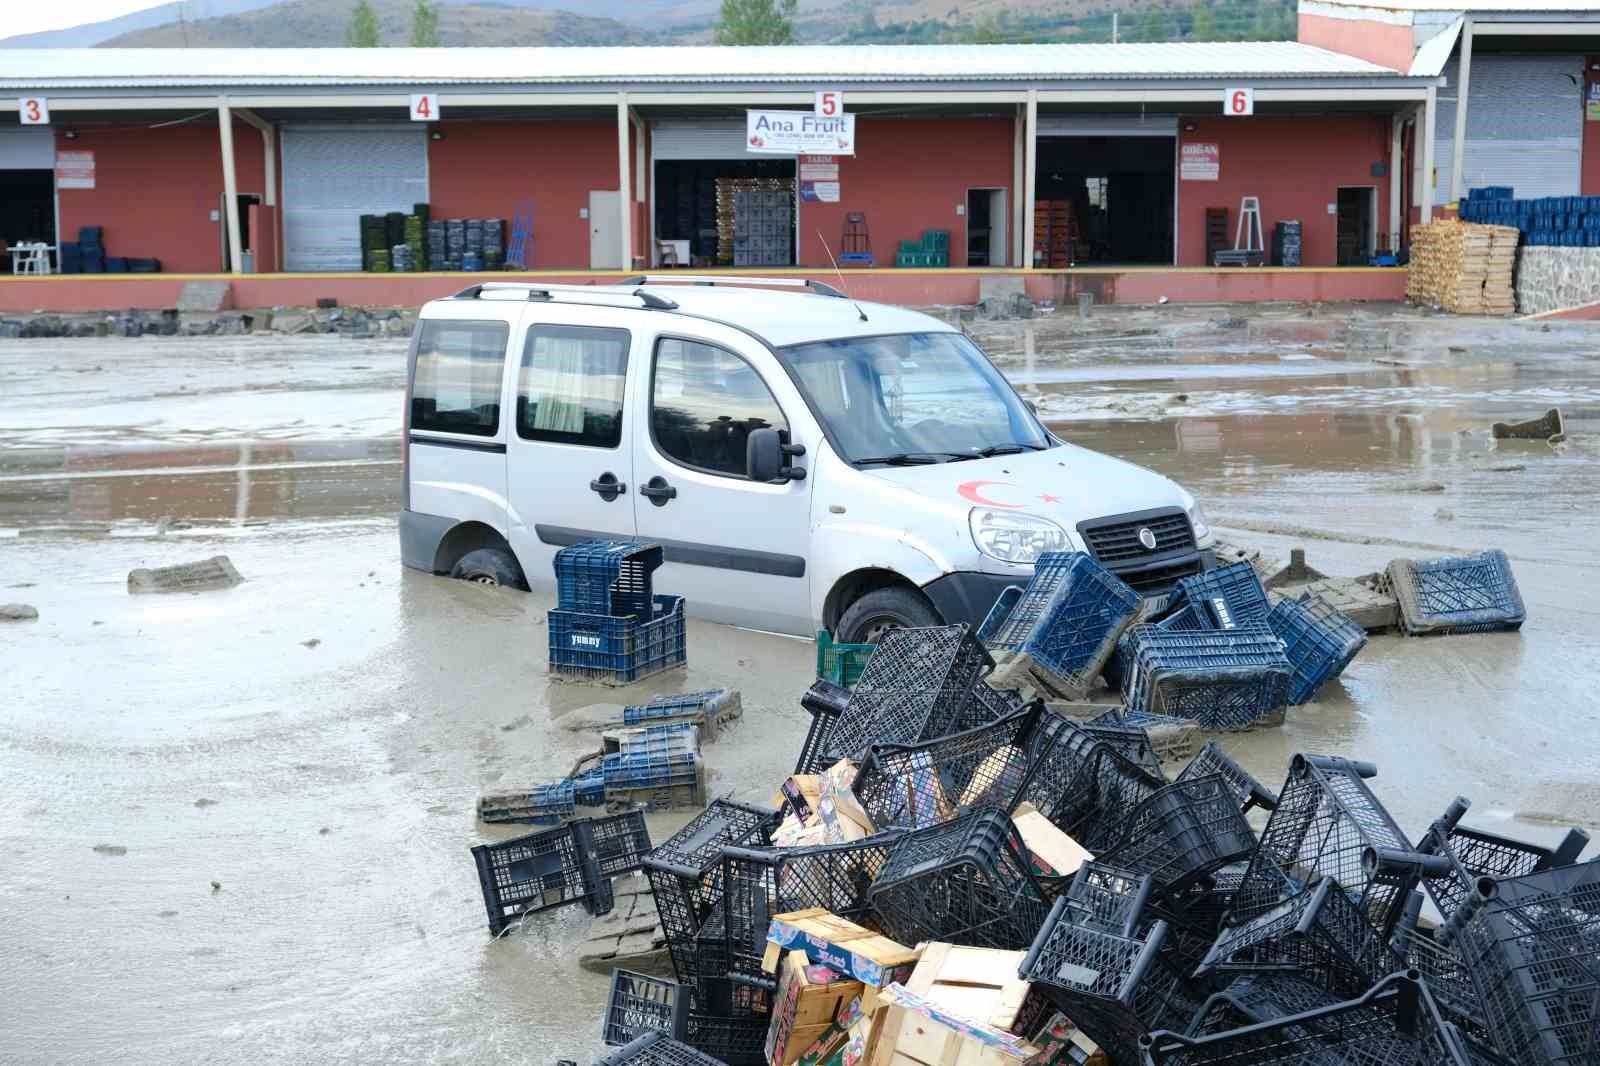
[0, 42, 1403, 90]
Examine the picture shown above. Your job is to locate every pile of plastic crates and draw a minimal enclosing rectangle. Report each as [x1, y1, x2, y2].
[548, 540, 686, 684]
[1122, 624, 1294, 730]
[469, 810, 651, 934]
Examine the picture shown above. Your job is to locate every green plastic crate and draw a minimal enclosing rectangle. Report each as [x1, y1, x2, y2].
[898, 239, 922, 255]
[922, 229, 950, 251]
[816, 629, 875, 686]
[895, 252, 922, 268]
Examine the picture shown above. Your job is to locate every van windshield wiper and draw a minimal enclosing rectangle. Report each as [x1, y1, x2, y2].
[852, 453, 949, 466]
[945, 443, 1029, 462]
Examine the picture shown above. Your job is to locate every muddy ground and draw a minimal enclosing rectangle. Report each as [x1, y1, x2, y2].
[2, 301, 1597, 1064]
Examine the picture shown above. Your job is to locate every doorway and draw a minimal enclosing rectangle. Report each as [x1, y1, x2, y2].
[652, 158, 796, 267]
[965, 188, 1008, 267]
[0, 170, 55, 274]
[590, 190, 621, 269]
[220, 193, 261, 272]
[1035, 137, 1175, 265]
[1336, 187, 1377, 266]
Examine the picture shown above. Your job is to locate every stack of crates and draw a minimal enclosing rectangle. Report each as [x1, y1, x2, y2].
[895, 229, 950, 268]
[602, 722, 706, 810]
[732, 186, 793, 267]
[548, 540, 686, 685]
[1033, 200, 1078, 267]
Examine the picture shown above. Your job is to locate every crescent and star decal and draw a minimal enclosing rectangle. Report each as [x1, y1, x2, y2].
[957, 481, 1064, 508]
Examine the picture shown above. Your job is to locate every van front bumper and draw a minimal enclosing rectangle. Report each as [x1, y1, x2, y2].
[923, 550, 1216, 628]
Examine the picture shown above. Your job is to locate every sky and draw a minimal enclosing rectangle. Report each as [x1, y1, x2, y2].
[7, 1, 168, 37]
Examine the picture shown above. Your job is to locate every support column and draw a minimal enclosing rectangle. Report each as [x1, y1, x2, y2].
[616, 92, 632, 271]
[1421, 86, 1438, 223]
[1389, 113, 1403, 251]
[218, 97, 243, 274]
[234, 107, 276, 207]
[1012, 106, 1025, 267]
[1023, 90, 1038, 269]
[1450, 18, 1473, 203]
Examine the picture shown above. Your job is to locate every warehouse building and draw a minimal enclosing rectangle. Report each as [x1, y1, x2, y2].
[0, 36, 1563, 309]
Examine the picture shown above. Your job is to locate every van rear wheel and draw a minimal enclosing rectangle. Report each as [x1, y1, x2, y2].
[450, 548, 525, 590]
[836, 587, 941, 644]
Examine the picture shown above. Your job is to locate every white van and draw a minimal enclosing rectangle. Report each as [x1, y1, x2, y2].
[400, 277, 1214, 641]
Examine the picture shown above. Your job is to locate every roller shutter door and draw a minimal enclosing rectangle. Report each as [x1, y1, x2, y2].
[1435, 56, 1582, 201]
[282, 126, 428, 272]
[1036, 114, 1178, 137]
[0, 128, 54, 169]
[651, 121, 752, 161]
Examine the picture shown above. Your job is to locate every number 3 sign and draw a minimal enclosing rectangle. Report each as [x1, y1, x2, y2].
[1224, 88, 1254, 117]
[19, 97, 50, 125]
[409, 93, 440, 121]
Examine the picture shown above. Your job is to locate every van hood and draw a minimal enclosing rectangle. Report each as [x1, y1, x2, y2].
[857, 442, 1194, 531]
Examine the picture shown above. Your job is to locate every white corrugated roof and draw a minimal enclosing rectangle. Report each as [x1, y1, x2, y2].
[1310, 0, 1600, 11]
[0, 42, 1403, 89]
[1410, 18, 1464, 75]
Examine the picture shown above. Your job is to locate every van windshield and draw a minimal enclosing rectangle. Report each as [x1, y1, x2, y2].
[777, 332, 1050, 466]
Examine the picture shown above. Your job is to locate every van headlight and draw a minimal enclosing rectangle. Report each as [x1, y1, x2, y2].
[969, 508, 1071, 564]
[1187, 500, 1213, 543]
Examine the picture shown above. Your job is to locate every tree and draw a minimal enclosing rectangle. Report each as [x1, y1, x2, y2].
[410, 0, 440, 46]
[1189, 2, 1216, 40]
[347, 0, 380, 47]
[714, 0, 798, 45]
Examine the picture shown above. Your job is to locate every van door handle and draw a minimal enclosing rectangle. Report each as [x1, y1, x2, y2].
[589, 472, 625, 502]
[639, 476, 677, 506]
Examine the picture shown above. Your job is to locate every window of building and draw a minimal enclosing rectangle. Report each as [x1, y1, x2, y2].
[516, 325, 631, 448]
[410, 320, 509, 437]
[651, 337, 787, 478]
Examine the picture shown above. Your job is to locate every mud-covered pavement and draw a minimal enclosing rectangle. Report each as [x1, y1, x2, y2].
[3, 303, 1598, 1064]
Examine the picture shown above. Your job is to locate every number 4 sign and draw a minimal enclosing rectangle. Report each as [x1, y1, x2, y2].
[1224, 88, 1254, 117]
[409, 93, 440, 122]
[19, 97, 50, 125]
[815, 90, 843, 118]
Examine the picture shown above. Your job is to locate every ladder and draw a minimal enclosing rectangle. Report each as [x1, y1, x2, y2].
[1233, 196, 1264, 254]
[506, 200, 534, 270]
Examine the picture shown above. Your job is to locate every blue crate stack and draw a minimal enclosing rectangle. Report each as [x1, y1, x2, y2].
[1122, 624, 1294, 730]
[1457, 186, 1600, 248]
[548, 540, 684, 684]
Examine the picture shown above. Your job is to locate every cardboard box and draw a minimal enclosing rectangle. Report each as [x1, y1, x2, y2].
[765, 908, 919, 1005]
[1024, 1011, 1099, 1066]
[863, 983, 1042, 1066]
[904, 944, 1032, 1034]
[818, 759, 875, 836]
[775, 774, 823, 822]
[767, 954, 866, 1066]
[1010, 803, 1093, 881]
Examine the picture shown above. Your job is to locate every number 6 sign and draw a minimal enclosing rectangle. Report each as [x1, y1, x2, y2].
[19, 97, 50, 125]
[1224, 88, 1254, 117]
[815, 90, 842, 118]
[409, 93, 439, 121]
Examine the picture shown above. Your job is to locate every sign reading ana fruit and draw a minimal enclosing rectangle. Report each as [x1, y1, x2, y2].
[747, 110, 855, 156]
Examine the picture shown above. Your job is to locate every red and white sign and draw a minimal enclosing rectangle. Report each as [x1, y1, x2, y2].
[56, 150, 95, 189]
[409, 93, 439, 121]
[815, 90, 843, 117]
[1180, 143, 1220, 182]
[1224, 87, 1254, 116]
[18, 97, 50, 125]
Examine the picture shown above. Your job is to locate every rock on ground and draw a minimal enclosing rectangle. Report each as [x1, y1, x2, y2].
[0, 603, 39, 621]
[127, 556, 244, 595]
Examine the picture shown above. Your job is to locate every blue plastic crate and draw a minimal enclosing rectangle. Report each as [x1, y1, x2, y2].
[477, 779, 577, 825]
[976, 585, 1025, 645]
[553, 540, 664, 620]
[615, 723, 701, 759]
[1384, 549, 1525, 636]
[1267, 594, 1368, 705]
[979, 553, 1078, 652]
[574, 768, 606, 807]
[1018, 553, 1140, 696]
[1170, 560, 1271, 630]
[1123, 624, 1293, 730]
[548, 594, 687, 684]
[624, 690, 724, 725]
[602, 749, 702, 789]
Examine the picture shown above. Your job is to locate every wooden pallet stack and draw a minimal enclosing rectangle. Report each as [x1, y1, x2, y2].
[1406, 220, 1519, 314]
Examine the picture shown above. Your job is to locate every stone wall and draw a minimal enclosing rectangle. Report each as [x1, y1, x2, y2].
[1516, 247, 1600, 315]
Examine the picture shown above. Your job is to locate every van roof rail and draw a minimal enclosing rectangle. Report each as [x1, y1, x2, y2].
[620, 275, 848, 300]
[451, 282, 677, 310]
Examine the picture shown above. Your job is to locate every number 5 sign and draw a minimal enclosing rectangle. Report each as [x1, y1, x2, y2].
[19, 97, 50, 125]
[815, 90, 843, 118]
[409, 93, 440, 122]
[1224, 88, 1254, 117]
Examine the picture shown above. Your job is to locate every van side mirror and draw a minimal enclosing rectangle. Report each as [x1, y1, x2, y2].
[747, 427, 806, 483]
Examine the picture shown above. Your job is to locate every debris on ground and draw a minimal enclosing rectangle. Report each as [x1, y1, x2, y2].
[1392, 479, 1447, 493]
[127, 555, 244, 595]
[581, 878, 670, 976]
[0, 603, 39, 622]
[1260, 547, 1327, 590]
[1491, 407, 1564, 441]
[91, 844, 127, 856]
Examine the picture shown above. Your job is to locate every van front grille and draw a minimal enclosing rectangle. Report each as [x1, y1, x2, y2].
[1078, 509, 1196, 564]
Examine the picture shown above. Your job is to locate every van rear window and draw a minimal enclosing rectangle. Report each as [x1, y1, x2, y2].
[517, 325, 631, 448]
[410, 320, 509, 437]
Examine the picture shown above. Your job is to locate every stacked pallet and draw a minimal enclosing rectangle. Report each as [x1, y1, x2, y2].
[714, 177, 794, 266]
[1406, 220, 1518, 314]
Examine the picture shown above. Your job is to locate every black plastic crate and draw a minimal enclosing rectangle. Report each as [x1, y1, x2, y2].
[1013, 712, 1111, 834]
[1080, 719, 1166, 781]
[595, 1032, 728, 1066]
[1122, 625, 1293, 731]
[1020, 896, 1203, 1066]
[1268, 593, 1368, 704]
[868, 807, 1048, 950]
[1386, 549, 1526, 636]
[682, 1012, 767, 1066]
[470, 818, 609, 935]
[1184, 971, 1344, 1036]
[1062, 862, 1156, 937]
[852, 705, 1041, 830]
[793, 678, 851, 774]
[1071, 744, 1171, 853]
[952, 679, 1027, 735]
[1234, 754, 1416, 936]
[1089, 707, 1201, 765]
[1143, 971, 1511, 1066]
[822, 625, 992, 761]
[1419, 813, 1588, 929]
[554, 539, 664, 619]
[1019, 553, 1142, 697]
[604, 969, 690, 1046]
[1169, 560, 1272, 631]
[1160, 860, 1249, 941]
[1394, 919, 1487, 1040]
[548, 595, 687, 685]
[1196, 879, 1407, 999]
[1096, 774, 1258, 894]
[592, 810, 653, 879]
[1175, 741, 1278, 814]
[1440, 860, 1600, 1065]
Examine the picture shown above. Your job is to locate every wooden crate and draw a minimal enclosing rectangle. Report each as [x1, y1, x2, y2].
[766, 950, 866, 1066]
[863, 982, 1039, 1066]
[765, 908, 920, 1005]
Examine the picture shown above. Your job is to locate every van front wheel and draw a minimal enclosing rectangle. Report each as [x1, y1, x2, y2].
[836, 587, 941, 644]
[450, 548, 525, 589]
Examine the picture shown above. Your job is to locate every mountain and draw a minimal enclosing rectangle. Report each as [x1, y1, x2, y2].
[0, 0, 282, 48]
[100, 0, 662, 47]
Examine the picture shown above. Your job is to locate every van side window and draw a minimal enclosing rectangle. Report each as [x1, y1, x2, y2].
[410, 319, 509, 437]
[517, 325, 631, 448]
[651, 338, 787, 478]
